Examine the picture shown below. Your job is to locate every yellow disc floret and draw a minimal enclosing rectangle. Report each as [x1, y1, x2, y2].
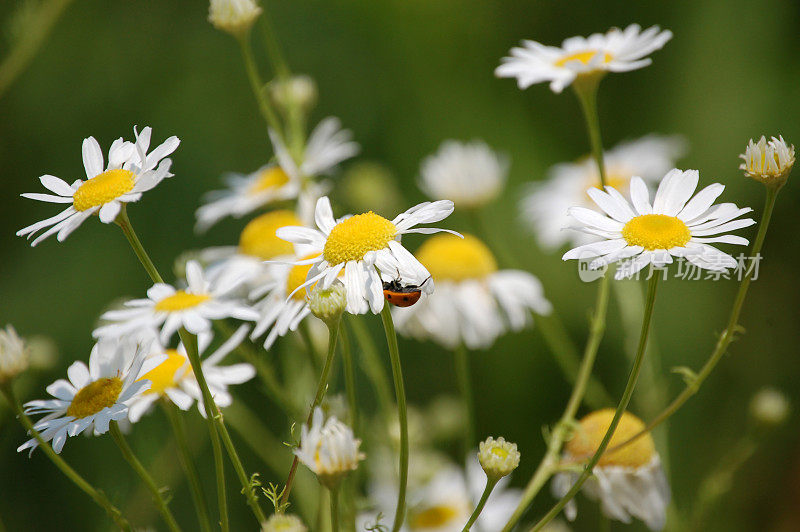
[416, 233, 497, 282]
[322, 212, 397, 265]
[622, 214, 691, 251]
[138, 350, 187, 395]
[155, 291, 211, 312]
[287, 254, 321, 301]
[66, 377, 123, 418]
[555, 50, 612, 67]
[565, 409, 656, 468]
[238, 210, 300, 259]
[72, 169, 135, 211]
[248, 166, 290, 194]
[409, 505, 462, 529]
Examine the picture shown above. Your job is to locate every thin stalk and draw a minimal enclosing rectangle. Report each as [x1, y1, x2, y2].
[109, 422, 182, 532]
[453, 344, 476, 456]
[347, 316, 394, 419]
[380, 305, 409, 532]
[329, 486, 340, 532]
[258, 13, 290, 80]
[530, 274, 660, 531]
[462, 478, 498, 531]
[573, 77, 607, 187]
[340, 323, 359, 435]
[237, 33, 286, 140]
[115, 207, 164, 284]
[605, 186, 780, 454]
[0, 385, 132, 531]
[281, 319, 341, 506]
[162, 401, 213, 532]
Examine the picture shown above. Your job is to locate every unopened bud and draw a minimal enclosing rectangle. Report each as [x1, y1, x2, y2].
[0, 325, 28, 385]
[750, 387, 790, 427]
[478, 436, 520, 480]
[208, 0, 262, 37]
[308, 281, 347, 325]
[261, 513, 308, 532]
[269, 75, 318, 115]
[740, 135, 794, 188]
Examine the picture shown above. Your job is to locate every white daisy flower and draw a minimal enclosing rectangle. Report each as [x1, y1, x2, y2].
[194, 164, 299, 232]
[393, 233, 551, 349]
[521, 135, 686, 249]
[128, 325, 255, 421]
[496, 24, 672, 93]
[419, 140, 508, 209]
[562, 169, 756, 280]
[276, 196, 456, 315]
[0, 325, 28, 384]
[17, 339, 160, 455]
[552, 409, 670, 531]
[739, 135, 795, 187]
[270, 116, 359, 182]
[93, 260, 259, 344]
[295, 406, 364, 487]
[17, 126, 179, 246]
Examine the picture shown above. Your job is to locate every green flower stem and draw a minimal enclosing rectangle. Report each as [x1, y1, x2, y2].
[530, 274, 660, 532]
[347, 315, 394, 420]
[379, 304, 409, 532]
[237, 33, 286, 141]
[0, 385, 132, 531]
[461, 478, 498, 531]
[258, 14, 290, 81]
[329, 486, 340, 532]
[281, 319, 341, 507]
[340, 323, 359, 435]
[605, 186, 780, 455]
[161, 401, 213, 532]
[115, 206, 164, 283]
[453, 344, 476, 456]
[109, 422, 182, 532]
[573, 76, 607, 187]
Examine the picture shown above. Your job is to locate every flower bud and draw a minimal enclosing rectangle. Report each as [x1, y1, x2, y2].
[261, 513, 308, 532]
[0, 325, 28, 385]
[208, 0, 262, 37]
[269, 75, 318, 116]
[749, 387, 790, 427]
[478, 436, 520, 480]
[740, 135, 795, 188]
[308, 281, 347, 325]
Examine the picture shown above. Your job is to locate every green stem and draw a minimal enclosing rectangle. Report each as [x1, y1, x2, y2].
[605, 186, 780, 454]
[380, 305, 409, 532]
[453, 344, 476, 456]
[573, 76, 607, 187]
[237, 33, 286, 140]
[329, 486, 340, 532]
[281, 319, 341, 506]
[109, 422, 182, 532]
[162, 401, 213, 532]
[340, 323, 359, 435]
[258, 13, 290, 80]
[462, 478, 498, 531]
[347, 316, 394, 420]
[0, 385, 132, 531]
[530, 274, 660, 531]
[115, 206, 164, 283]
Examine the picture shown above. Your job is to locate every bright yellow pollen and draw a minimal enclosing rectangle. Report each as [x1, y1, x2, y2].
[416, 233, 497, 282]
[154, 291, 211, 312]
[72, 169, 135, 211]
[410, 505, 460, 529]
[491, 446, 510, 460]
[238, 210, 300, 259]
[622, 214, 691, 251]
[323, 212, 397, 265]
[66, 377, 123, 418]
[248, 166, 290, 194]
[287, 254, 320, 301]
[566, 409, 656, 468]
[555, 50, 613, 67]
[138, 350, 187, 395]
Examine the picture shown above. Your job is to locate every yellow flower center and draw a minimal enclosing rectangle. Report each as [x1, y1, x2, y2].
[248, 166, 290, 195]
[565, 408, 656, 468]
[66, 377, 123, 418]
[286, 254, 320, 301]
[322, 212, 397, 265]
[72, 169, 135, 211]
[154, 291, 211, 312]
[410, 504, 460, 529]
[622, 214, 691, 251]
[555, 50, 613, 68]
[138, 350, 188, 395]
[238, 210, 301, 259]
[491, 446, 510, 460]
[416, 233, 497, 282]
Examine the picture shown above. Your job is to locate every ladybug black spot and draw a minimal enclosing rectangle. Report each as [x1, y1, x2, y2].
[403, 296, 409, 301]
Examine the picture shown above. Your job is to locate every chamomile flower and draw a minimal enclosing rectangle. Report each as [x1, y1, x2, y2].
[276, 197, 456, 315]
[496, 24, 672, 93]
[419, 140, 508, 209]
[521, 135, 686, 249]
[270, 117, 359, 183]
[562, 169, 756, 279]
[739, 135, 795, 187]
[208, 0, 262, 36]
[17, 339, 159, 454]
[295, 406, 364, 488]
[0, 325, 28, 384]
[128, 326, 255, 421]
[393, 233, 551, 349]
[194, 164, 299, 232]
[17, 127, 179, 246]
[552, 409, 670, 531]
[93, 260, 259, 343]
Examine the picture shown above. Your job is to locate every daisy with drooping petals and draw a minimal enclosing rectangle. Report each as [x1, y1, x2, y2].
[270, 117, 359, 183]
[393, 233, 551, 350]
[17, 339, 160, 455]
[739, 135, 795, 187]
[295, 406, 364, 487]
[17, 126, 179, 246]
[277, 196, 456, 315]
[562, 169, 756, 280]
[93, 260, 259, 343]
[552, 409, 670, 531]
[521, 135, 686, 249]
[419, 140, 508, 209]
[128, 326, 255, 421]
[496, 24, 672, 93]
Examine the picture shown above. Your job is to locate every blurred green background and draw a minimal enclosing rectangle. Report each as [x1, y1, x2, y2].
[2, 0, 800, 530]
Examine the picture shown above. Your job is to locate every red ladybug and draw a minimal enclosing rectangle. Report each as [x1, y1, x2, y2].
[382, 278, 429, 307]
